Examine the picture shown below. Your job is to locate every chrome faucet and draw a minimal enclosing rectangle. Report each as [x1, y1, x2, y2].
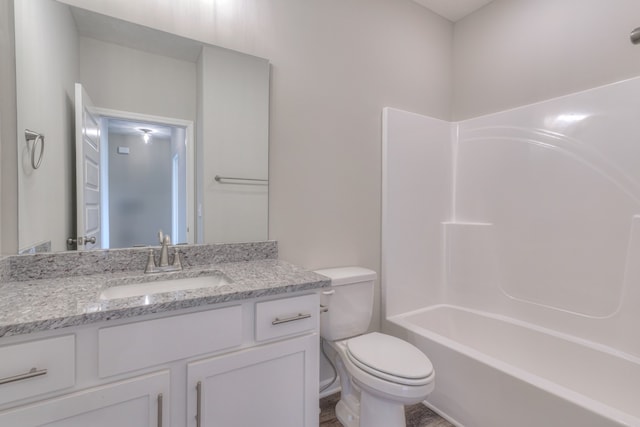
[145, 230, 183, 274]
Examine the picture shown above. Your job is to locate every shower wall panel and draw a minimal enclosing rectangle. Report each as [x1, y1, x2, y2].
[454, 77, 640, 356]
[383, 77, 640, 357]
[382, 108, 453, 317]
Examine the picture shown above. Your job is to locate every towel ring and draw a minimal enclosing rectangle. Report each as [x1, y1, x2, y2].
[24, 129, 45, 169]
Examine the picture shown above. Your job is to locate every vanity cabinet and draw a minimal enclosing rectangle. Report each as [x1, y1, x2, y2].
[0, 335, 75, 406]
[187, 293, 319, 427]
[188, 334, 317, 427]
[0, 292, 319, 427]
[0, 370, 169, 427]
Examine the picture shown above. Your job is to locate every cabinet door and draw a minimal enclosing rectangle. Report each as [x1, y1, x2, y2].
[187, 333, 319, 427]
[0, 370, 169, 427]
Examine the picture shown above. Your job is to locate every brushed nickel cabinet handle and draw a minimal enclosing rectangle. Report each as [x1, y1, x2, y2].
[157, 393, 163, 427]
[272, 313, 311, 325]
[196, 381, 202, 427]
[0, 367, 47, 385]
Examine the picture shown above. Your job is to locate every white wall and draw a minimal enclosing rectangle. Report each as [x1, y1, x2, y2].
[59, 0, 455, 336]
[198, 45, 269, 244]
[14, 0, 78, 252]
[79, 37, 197, 122]
[453, 0, 640, 120]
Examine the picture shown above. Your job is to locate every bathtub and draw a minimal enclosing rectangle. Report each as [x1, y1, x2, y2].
[388, 305, 640, 427]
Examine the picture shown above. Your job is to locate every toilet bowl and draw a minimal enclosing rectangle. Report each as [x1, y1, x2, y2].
[315, 267, 435, 427]
[329, 333, 435, 427]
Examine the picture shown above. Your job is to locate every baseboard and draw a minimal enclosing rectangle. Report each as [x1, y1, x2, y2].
[422, 400, 464, 426]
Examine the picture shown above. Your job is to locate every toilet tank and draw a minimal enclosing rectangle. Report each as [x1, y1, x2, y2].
[314, 267, 377, 341]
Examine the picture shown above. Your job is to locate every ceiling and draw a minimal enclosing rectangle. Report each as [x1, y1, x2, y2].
[108, 119, 173, 139]
[412, 0, 494, 22]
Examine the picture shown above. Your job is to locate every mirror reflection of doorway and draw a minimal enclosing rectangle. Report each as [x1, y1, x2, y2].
[101, 117, 189, 248]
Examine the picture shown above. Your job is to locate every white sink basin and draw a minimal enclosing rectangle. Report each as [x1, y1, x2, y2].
[99, 271, 231, 300]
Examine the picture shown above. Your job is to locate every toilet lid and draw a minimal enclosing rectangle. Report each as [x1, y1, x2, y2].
[346, 332, 433, 386]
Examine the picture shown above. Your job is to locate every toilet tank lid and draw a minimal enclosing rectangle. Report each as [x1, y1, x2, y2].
[314, 267, 377, 286]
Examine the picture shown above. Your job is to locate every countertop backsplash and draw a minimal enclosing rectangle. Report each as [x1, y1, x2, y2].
[1, 241, 278, 282]
[0, 257, 10, 283]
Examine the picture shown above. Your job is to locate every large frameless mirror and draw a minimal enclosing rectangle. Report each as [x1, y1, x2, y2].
[15, 0, 269, 253]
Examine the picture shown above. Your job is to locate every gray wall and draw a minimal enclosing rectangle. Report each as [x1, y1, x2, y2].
[79, 37, 197, 123]
[0, 0, 17, 253]
[452, 0, 640, 119]
[14, 0, 77, 252]
[108, 133, 172, 248]
[198, 44, 269, 244]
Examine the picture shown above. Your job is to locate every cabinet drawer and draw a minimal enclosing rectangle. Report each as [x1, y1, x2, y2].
[0, 335, 75, 406]
[255, 294, 318, 342]
[99, 306, 242, 377]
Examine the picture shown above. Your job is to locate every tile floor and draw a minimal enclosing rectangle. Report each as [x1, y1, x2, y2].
[319, 393, 454, 427]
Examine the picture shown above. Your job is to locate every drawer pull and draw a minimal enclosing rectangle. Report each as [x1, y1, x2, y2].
[0, 367, 47, 385]
[272, 313, 311, 325]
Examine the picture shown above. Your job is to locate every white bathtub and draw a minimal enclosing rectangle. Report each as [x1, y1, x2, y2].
[388, 305, 640, 427]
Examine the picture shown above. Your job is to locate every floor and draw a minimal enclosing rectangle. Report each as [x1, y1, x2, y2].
[319, 393, 454, 427]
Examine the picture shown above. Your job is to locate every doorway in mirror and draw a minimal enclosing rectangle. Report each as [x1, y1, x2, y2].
[102, 117, 190, 248]
[73, 91, 195, 251]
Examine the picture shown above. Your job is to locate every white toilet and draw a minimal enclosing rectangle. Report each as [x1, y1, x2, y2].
[315, 267, 435, 427]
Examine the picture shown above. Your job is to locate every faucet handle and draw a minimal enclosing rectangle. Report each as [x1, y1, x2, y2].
[172, 249, 183, 270]
[158, 230, 164, 245]
[144, 249, 157, 273]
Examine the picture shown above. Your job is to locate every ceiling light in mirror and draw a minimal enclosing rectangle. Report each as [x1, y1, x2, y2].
[140, 128, 153, 144]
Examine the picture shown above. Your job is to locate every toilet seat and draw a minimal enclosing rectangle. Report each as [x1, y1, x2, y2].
[346, 332, 434, 386]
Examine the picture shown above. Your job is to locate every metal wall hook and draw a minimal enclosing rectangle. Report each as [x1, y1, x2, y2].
[24, 129, 45, 169]
[631, 27, 640, 45]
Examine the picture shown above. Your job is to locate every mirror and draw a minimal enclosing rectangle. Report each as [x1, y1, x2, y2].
[14, 0, 269, 253]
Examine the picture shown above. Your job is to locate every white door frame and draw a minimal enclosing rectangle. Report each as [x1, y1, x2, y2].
[93, 107, 196, 246]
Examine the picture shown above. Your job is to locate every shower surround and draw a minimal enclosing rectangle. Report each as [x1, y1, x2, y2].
[382, 77, 640, 426]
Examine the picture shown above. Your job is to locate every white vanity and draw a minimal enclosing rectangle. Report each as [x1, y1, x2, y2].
[0, 243, 328, 427]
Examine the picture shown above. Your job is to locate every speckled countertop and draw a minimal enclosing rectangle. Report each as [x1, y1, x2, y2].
[0, 243, 330, 338]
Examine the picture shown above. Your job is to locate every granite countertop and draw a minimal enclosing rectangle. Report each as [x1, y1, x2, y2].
[0, 259, 330, 338]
